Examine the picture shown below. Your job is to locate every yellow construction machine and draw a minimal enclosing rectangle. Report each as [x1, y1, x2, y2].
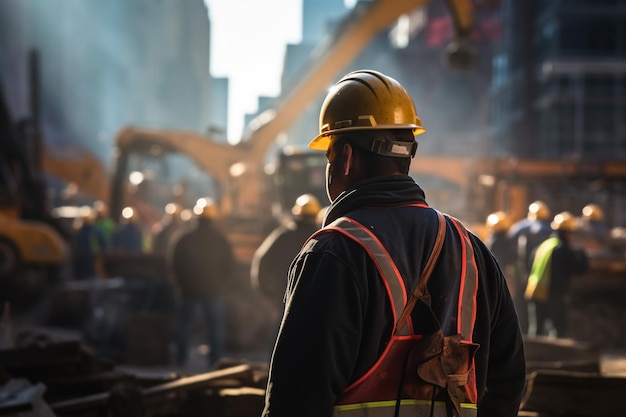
[0, 83, 69, 295]
[106, 0, 479, 265]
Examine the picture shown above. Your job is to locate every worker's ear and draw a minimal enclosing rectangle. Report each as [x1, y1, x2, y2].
[342, 143, 354, 176]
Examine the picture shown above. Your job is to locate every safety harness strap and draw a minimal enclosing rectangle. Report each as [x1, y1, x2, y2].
[324, 217, 409, 334]
[324, 210, 446, 336]
[395, 211, 447, 335]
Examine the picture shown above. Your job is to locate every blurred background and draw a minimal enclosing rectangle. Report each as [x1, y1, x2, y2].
[1, 0, 626, 376]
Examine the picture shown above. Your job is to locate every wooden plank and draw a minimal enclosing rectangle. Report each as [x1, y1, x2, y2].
[521, 370, 626, 417]
[50, 364, 251, 414]
[524, 335, 601, 373]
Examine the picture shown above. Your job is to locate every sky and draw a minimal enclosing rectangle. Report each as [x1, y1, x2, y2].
[205, 0, 355, 143]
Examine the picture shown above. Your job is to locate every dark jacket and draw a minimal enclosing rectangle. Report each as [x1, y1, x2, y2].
[547, 233, 589, 300]
[251, 219, 320, 310]
[170, 218, 235, 299]
[263, 175, 526, 417]
[508, 218, 552, 273]
[487, 230, 516, 270]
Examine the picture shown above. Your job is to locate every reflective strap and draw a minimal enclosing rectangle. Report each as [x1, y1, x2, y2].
[334, 400, 477, 417]
[318, 211, 478, 341]
[323, 217, 409, 334]
[448, 217, 478, 340]
[395, 211, 447, 335]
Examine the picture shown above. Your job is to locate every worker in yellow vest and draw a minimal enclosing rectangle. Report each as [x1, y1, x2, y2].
[525, 211, 589, 337]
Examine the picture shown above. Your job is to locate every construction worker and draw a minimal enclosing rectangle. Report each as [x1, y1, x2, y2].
[262, 70, 525, 417]
[485, 211, 516, 293]
[152, 202, 186, 254]
[73, 207, 106, 280]
[113, 206, 145, 253]
[525, 211, 588, 337]
[168, 199, 235, 368]
[579, 203, 608, 253]
[92, 200, 116, 250]
[250, 193, 322, 356]
[507, 200, 552, 333]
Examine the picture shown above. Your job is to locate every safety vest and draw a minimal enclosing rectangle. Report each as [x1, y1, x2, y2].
[525, 237, 560, 302]
[317, 209, 479, 417]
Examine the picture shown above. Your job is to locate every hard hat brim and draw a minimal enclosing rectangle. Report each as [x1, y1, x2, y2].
[308, 134, 332, 151]
[308, 126, 426, 152]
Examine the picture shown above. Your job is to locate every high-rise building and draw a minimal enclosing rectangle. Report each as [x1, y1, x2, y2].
[0, 0, 217, 166]
[489, 0, 626, 159]
[485, 0, 626, 226]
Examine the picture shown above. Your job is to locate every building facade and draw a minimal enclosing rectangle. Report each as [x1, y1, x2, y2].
[487, 0, 626, 226]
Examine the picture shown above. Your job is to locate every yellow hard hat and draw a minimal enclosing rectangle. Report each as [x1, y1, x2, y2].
[198, 199, 218, 219]
[292, 194, 322, 218]
[582, 204, 603, 221]
[486, 211, 512, 232]
[528, 200, 550, 221]
[308, 70, 426, 152]
[551, 211, 577, 231]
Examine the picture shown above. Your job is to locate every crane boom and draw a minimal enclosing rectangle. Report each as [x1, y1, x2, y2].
[243, 0, 473, 162]
[111, 0, 476, 223]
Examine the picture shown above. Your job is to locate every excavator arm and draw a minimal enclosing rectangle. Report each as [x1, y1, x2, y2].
[110, 0, 476, 223]
[243, 0, 476, 163]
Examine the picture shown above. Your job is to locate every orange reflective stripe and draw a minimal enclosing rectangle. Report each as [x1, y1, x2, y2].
[448, 216, 479, 403]
[448, 217, 478, 341]
[324, 217, 410, 335]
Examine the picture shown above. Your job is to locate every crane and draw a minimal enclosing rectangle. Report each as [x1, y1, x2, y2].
[110, 0, 477, 226]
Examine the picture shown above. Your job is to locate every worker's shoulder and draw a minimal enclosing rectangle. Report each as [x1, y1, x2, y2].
[301, 223, 367, 254]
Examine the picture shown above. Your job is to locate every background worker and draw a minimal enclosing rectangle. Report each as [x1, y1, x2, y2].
[92, 200, 116, 251]
[485, 211, 516, 295]
[168, 200, 235, 368]
[507, 200, 553, 333]
[262, 70, 525, 417]
[73, 207, 106, 280]
[250, 193, 322, 356]
[113, 206, 145, 253]
[578, 203, 609, 254]
[525, 211, 589, 338]
[153, 202, 187, 254]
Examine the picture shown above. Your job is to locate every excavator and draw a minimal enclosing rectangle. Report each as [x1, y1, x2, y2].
[0, 50, 108, 308]
[107, 0, 480, 264]
[0, 82, 69, 299]
[104, 0, 626, 356]
[87, 0, 482, 364]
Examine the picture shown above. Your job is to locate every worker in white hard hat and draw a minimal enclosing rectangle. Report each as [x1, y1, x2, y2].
[262, 70, 525, 417]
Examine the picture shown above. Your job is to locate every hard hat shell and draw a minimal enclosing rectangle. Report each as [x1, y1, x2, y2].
[486, 211, 512, 232]
[528, 200, 550, 221]
[199, 201, 218, 219]
[292, 194, 322, 218]
[582, 204, 603, 221]
[308, 70, 426, 151]
[551, 211, 577, 231]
